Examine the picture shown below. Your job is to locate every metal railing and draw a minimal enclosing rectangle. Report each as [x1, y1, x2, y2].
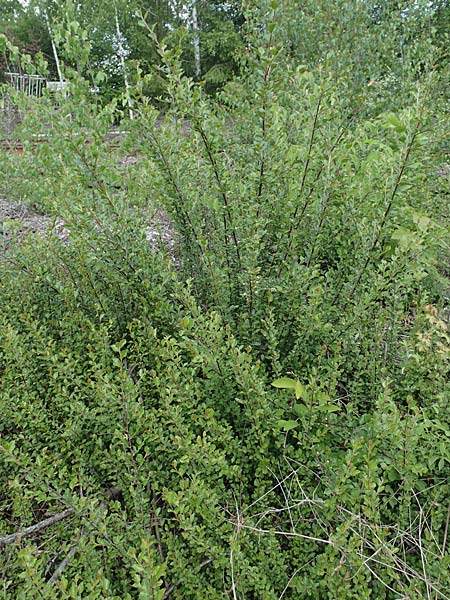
[4, 73, 46, 96]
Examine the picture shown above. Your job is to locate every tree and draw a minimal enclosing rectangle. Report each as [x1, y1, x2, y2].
[0, 1, 51, 77]
[1, 0, 244, 99]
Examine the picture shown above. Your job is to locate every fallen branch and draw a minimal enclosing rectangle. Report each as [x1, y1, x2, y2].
[0, 508, 74, 548]
[47, 537, 81, 584]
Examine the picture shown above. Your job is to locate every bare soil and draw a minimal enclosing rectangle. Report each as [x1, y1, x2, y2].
[0, 197, 175, 255]
[0, 198, 69, 248]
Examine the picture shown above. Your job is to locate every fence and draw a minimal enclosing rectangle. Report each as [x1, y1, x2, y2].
[4, 73, 46, 97]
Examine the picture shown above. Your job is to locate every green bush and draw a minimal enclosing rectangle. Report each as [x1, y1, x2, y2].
[0, 2, 449, 598]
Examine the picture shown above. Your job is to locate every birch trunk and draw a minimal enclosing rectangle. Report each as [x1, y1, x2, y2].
[44, 10, 64, 83]
[191, 1, 201, 78]
[114, 2, 133, 119]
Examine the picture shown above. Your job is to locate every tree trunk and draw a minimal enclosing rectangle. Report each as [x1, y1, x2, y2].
[114, 2, 133, 119]
[44, 10, 64, 83]
[191, 1, 201, 79]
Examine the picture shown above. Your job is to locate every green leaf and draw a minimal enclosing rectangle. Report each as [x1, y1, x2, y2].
[277, 419, 298, 431]
[295, 380, 304, 400]
[412, 213, 431, 231]
[383, 113, 406, 132]
[318, 403, 341, 413]
[317, 392, 330, 405]
[272, 377, 298, 390]
[391, 227, 415, 249]
[293, 403, 308, 417]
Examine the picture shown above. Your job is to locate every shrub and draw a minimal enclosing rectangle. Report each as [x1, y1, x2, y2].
[0, 2, 448, 597]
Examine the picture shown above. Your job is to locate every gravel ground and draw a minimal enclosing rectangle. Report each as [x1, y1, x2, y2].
[0, 198, 69, 248]
[0, 197, 175, 255]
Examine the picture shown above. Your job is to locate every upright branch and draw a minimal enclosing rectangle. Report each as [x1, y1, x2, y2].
[195, 120, 242, 271]
[141, 126, 221, 302]
[273, 93, 322, 271]
[255, 28, 274, 218]
[143, 129, 200, 248]
[341, 108, 425, 310]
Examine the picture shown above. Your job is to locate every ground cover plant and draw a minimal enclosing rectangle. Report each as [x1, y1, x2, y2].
[0, 1, 449, 598]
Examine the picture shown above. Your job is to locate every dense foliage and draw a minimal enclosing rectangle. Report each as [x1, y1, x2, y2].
[0, 0, 244, 99]
[1, 0, 449, 101]
[0, 0, 449, 598]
